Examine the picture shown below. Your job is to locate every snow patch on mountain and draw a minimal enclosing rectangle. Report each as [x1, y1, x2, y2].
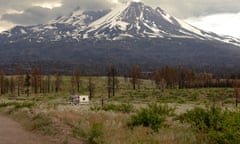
[0, 2, 240, 47]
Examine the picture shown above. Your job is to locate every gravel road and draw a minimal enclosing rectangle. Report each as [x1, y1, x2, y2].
[0, 115, 55, 144]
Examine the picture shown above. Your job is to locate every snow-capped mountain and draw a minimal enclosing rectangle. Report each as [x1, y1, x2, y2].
[1, 2, 240, 72]
[1, 2, 240, 45]
[84, 2, 240, 45]
[0, 9, 109, 43]
[85, 2, 205, 39]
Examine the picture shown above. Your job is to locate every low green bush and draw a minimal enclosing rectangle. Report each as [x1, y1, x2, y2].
[90, 105, 102, 112]
[0, 102, 20, 108]
[71, 122, 104, 144]
[177, 106, 240, 144]
[30, 113, 56, 135]
[90, 103, 134, 113]
[0, 102, 11, 108]
[128, 108, 165, 132]
[14, 102, 35, 109]
[147, 103, 175, 116]
[103, 103, 134, 113]
[88, 123, 104, 144]
[128, 103, 174, 132]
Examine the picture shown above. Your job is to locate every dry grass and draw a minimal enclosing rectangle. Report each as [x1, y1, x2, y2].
[0, 76, 238, 144]
[46, 107, 196, 144]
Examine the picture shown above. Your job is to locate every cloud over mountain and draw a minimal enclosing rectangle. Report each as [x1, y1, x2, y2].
[0, 0, 240, 38]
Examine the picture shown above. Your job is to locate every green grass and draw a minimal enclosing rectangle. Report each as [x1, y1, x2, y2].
[177, 106, 240, 144]
[0, 76, 239, 144]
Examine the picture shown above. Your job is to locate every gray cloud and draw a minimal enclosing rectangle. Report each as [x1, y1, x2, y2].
[142, 0, 240, 18]
[1, 0, 114, 25]
[2, 7, 55, 25]
[1, 0, 240, 26]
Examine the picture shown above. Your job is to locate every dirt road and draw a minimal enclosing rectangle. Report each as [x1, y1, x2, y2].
[0, 115, 55, 144]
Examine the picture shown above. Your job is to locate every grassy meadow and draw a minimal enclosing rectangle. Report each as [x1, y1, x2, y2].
[0, 76, 239, 144]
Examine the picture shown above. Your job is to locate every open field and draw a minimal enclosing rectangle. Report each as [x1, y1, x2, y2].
[0, 76, 240, 144]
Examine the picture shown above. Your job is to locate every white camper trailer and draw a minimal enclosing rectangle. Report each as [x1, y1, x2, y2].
[69, 95, 89, 105]
[79, 95, 89, 104]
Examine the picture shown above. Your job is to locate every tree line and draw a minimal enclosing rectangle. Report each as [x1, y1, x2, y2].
[0, 65, 240, 98]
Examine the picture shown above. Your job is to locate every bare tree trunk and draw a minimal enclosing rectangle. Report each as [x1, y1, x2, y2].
[88, 77, 95, 100]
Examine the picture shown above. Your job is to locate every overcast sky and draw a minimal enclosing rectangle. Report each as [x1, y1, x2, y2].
[0, 0, 240, 38]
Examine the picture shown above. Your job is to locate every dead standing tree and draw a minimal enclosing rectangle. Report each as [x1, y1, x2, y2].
[88, 77, 95, 100]
[55, 72, 62, 93]
[233, 81, 240, 108]
[71, 69, 81, 94]
[31, 68, 42, 94]
[74, 69, 81, 93]
[47, 74, 51, 93]
[154, 70, 167, 92]
[107, 66, 117, 98]
[130, 65, 141, 90]
[0, 71, 5, 95]
[15, 67, 24, 96]
[24, 73, 31, 97]
[70, 74, 76, 95]
[10, 77, 15, 96]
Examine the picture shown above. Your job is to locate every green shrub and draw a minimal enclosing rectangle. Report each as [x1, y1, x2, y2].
[0, 102, 34, 109]
[0, 102, 18, 108]
[90, 105, 102, 112]
[14, 102, 35, 109]
[147, 103, 175, 116]
[128, 103, 174, 132]
[88, 123, 104, 144]
[72, 126, 86, 138]
[128, 108, 165, 132]
[71, 122, 104, 143]
[177, 106, 240, 143]
[0, 102, 11, 108]
[30, 113, 55, 135]
[91, 103, 134, 113]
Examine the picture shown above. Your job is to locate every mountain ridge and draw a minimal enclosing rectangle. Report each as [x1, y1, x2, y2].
[0, 2, 240, 73]
[1, 2, 240, 45]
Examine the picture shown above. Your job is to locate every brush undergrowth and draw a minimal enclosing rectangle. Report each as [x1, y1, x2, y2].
[91, 103, 135, 113]
[128, 103, 175, 132]
[177, 106, 240, 144]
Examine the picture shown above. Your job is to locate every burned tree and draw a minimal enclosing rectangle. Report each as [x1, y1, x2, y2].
[74, 69, 81, 93]
[233, 81, 240, 108]
[107, 66, 117, 98]
[55, 72, 62, 93]
[10, 77, 15, 96]
[47, 74, 51, 93]
[154, 70, 167, 92]
[31, 68, 42, 94]
[15, 66, 24, 96]
[0, 71, 5, 95]
[71, 69, 81, 94]
[24, 73, 31, 97]
[70, 74, 76, 95]
[130, 65, 141, 90]
[88, 77, 95, 100]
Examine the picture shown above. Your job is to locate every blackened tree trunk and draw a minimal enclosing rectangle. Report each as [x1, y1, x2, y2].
[107, 66, 117, 98]
[111, 67, 116, 97]
[107, 71, 111, 99]
[0, 71, 5, 95]
[31, 68, 41, 94]
[24, 73, 31, 97]
[74, 69, 81, 93]
[130, 65, 141, 90]
[55, 72, 62, 93]
[88, 77, 95, 100]
[15, 67, 24, 96]
[47, 75, 51, 93]
[10, 77, 15, 96]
